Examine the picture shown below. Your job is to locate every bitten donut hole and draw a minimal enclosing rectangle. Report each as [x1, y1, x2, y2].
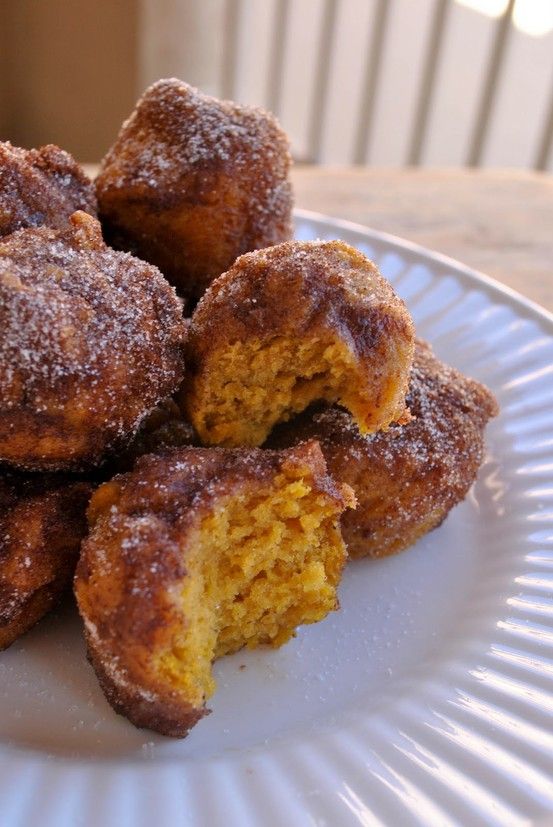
[183, 240, 416, 450]
[156, 466, 348, 709]
[191, 335, 387, 448]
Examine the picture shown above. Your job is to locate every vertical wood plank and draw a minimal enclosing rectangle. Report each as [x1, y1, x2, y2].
[534, 82, 553, 171]
[318, 0, 377, 163]
[368, 0, 436, 166]
[266, 0, 290, 116]
[352, 0, 391, 164]
[466, 0, 515, 166]
[139, 0, 226, 98]
[277, 0, 327, 161]
[481, 19, 553, 170]
[306, 0, 339, 162]
[407, 0, 450, 165]
[421, 3, 501, 166]
[220, 0, 241, 99]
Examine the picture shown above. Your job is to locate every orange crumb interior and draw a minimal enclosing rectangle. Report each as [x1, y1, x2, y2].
[189, 335, 388, 447]
[156, 468, 345, 708]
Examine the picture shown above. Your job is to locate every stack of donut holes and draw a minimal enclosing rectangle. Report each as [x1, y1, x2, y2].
[0, 78, 498, 738]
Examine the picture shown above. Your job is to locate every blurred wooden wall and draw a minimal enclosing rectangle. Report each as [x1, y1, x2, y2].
[0, 0, 140, 162]
[1, 0, 551, 170]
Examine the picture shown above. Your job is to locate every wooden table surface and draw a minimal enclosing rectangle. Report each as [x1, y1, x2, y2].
[87, 165, 552, 313]
[291, 167, 553, 313]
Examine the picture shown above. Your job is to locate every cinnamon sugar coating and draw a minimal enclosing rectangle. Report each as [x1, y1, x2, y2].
[0, 211, 187, 471]
[0, 142, 96, 236]
[108, 398, 198, 473]
[268, 340, 499, 558]
[0, 471, 93, 650]
[96, 78, 293, 302]
[76, 442, 353, 737]
[182, 240, 415, 447]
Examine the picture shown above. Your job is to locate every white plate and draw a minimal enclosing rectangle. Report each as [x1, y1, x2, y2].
[1, 210, 552, 827]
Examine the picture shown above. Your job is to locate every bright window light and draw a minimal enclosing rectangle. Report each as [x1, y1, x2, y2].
[513, 0, 553, 36]
[455, 0, 509, 17]
[455, 0, 553, 36]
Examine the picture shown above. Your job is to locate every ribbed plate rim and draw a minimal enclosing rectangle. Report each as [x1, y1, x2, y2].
[1, 211, 552, 827]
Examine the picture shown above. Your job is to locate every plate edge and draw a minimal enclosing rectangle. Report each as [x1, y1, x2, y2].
[294, 207, 553, 332]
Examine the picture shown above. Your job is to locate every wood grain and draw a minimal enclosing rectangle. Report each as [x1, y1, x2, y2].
[85, 164, 553, 313]
[291, 167, 553, 312]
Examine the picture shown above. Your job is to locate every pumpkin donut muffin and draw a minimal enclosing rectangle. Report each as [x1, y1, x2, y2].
[96, 78, 293, 303]
[0, 471, 93, 651]
[0, 141, 96, 236]
[268, 340, 499, 558]
[109, 398, 197, 473]
[75, 442, 355, 737]
[0, 211, 187, 471]
[182, 240, 415, 448]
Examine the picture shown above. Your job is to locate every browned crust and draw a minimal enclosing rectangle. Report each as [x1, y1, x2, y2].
[0, 577, 71, 651]
[0, 141, 97, 237]
[268, 340, 499, 558]
[0, 472, 93, 650]
[96, 78, 292, 298]
[106, 398, 198, 474]
[75, 442, 349, 737]
[0, 211, 187, 471]
[183, 239, 415, 435]
[84, 631, 208, 738]
[96, 78, 293, 300]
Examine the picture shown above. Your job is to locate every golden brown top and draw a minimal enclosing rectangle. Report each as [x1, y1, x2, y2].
[0, 142, 97, 236]
[269, 340, 499, 480]
[87, 441, 348, 534]
[96, 78, 292, 208]
[268, 340, 498, 559]
[186, 239, 414, 369]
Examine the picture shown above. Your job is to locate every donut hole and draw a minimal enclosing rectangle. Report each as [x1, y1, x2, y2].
[189, 335, 398, 448]
[155, 467, 348, 709]
[1, 478, 91, 651]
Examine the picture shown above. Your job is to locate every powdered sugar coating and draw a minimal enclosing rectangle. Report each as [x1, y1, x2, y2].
[183, 239, 415, 443]
[76, 441, 352, 737]
[268, 340, 499, 558]
[0, 141, 96, 236]
[106, 398, 198, 474]
[0, 470, 92, 649]
[0, 211, 187, 471]
[96, 78, 293, 300]
[99, 78, 289, 186]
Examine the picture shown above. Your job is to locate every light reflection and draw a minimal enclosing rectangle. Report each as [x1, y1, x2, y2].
[507, 595, 553, 617]
[393, 732, 515, 822]
[524, 555, 553, 571]
[513, 0, 553, 36]
[516, 461, 553, 475]
[515, 574, 553, 591]
[527, 512, 553, 523]
[471, 664, 553, 711]
[338, 786, 384, 827]
[523, 487, 553, 498]
[456, 0, 509, 17]
[428, 712, 553, 801]
[455, 0, 553, 36]
[452, 690, 553, 751]
[488, 643, 553, 676]
[497, 617, 553, 645]
[356, 756, 452, 825]
[503, 363, 553, 390]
